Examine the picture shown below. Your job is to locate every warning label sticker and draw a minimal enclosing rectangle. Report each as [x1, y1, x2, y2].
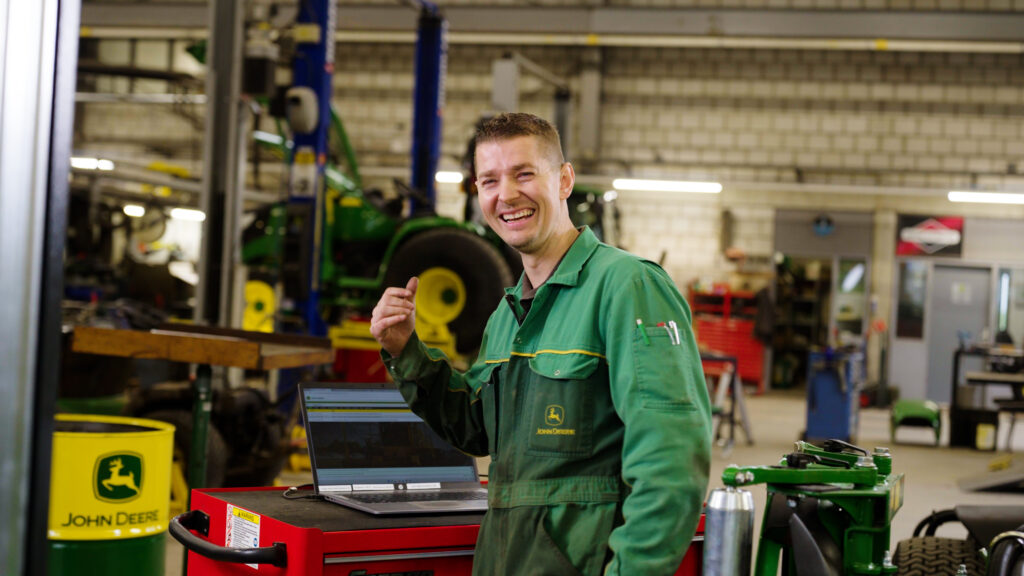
[226, 503, 260, 569]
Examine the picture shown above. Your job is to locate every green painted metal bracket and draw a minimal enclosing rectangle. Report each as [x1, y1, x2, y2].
[723, 464, 879, 488]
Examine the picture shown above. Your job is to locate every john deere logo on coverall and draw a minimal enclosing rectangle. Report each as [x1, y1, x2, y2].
[545, 405, 565, 426]
[94, 453, 143, 503]
[538, 405, 575, 436]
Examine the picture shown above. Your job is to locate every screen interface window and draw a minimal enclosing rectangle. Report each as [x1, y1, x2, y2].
[303, 388, 476, 491]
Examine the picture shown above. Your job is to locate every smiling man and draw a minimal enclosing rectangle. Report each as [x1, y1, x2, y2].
[371, 113, 711, 575]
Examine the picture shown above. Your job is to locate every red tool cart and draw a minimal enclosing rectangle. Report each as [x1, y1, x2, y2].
[173, 486, 705, 575]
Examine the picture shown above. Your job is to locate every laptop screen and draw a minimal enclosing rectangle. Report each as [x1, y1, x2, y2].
[301, 385, 478, 492]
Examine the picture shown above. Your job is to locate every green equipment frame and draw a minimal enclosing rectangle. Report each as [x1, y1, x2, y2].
[720, 439, 904, 576]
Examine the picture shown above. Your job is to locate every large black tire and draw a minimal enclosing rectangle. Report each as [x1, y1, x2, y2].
[894, 536, 985, 576]
[384, 227, 513, 355]
[223, 415, 287, 488]
[142, 409, 228, 488]
[237, 423, 287, 488]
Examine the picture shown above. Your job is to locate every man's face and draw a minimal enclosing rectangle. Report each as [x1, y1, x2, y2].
[474, 136, 574, 256]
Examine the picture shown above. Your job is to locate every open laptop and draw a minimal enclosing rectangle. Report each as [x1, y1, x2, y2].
[299, 383, 488, 515]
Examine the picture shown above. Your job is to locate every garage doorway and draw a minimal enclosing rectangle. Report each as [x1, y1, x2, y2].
[925, 265, 991, 404]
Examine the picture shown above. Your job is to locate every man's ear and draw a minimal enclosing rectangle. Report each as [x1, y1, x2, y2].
[559, 162, 575, 200]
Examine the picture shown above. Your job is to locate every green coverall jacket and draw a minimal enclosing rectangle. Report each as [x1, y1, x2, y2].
[384, 227, 712, 575]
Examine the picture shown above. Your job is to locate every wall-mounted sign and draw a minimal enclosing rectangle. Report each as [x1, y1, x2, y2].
[896, 215, 963, 257]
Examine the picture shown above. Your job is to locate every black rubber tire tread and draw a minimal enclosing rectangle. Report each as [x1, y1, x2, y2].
[142, 409, 229, 488]
[224, 420, 286, 488]
[384, 227, 513, 355]
[893, 536, 985, 576]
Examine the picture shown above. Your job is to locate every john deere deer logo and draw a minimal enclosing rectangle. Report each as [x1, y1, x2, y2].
[94, 453, 143, 503]
[545, 405, 565, 427]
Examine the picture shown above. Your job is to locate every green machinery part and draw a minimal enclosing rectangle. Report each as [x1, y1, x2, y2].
[722, 440, 904, 576]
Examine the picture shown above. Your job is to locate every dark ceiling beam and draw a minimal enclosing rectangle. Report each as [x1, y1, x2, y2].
[81, 3, 1024, 42]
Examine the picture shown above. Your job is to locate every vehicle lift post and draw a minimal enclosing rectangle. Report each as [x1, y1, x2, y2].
[286, 0, 337, 338]
[278, 0, 448, 396]
[409, 1, 447, 215]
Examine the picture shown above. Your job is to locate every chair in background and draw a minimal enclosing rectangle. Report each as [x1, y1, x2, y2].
[891, 399, 942, 446]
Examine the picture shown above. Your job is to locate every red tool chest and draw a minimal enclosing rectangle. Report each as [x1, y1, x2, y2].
[175, 486, 704, 575]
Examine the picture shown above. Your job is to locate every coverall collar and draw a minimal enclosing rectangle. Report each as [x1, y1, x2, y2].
[505, 226, 599, 300]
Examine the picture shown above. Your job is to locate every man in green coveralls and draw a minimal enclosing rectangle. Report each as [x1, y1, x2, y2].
[371, 113, 711, 575]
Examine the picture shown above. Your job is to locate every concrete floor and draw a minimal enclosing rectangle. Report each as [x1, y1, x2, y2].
[163, 388, 1024, 574]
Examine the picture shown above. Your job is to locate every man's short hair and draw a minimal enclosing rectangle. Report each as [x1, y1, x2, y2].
[474, 112, 565, 167]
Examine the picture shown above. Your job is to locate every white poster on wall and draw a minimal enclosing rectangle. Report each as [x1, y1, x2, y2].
[951, 282, 973, 305]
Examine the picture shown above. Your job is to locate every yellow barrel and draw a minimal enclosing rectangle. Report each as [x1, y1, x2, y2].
[48, 414, 174, 576]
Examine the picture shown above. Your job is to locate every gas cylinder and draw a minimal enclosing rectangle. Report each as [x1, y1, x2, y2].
[703, 486, 755, 576]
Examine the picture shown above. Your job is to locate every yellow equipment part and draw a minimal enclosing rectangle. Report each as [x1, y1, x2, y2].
[243, 280, 276, 333]
[416, 266, 466, 326]
[288, 424, 311, 473]
[167, 459, 189, 519]
[329, 316, 457, 360]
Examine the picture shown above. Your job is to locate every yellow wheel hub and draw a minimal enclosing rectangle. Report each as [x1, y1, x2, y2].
[243, 280, 276, 333]
[417, 267, 466, 326]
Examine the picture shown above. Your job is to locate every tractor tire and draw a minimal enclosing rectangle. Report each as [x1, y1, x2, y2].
[224, 418, 287, 488]
[142, 409, 228, 489]
[893, 536, 985, 576]
[385, 227, 513, 355]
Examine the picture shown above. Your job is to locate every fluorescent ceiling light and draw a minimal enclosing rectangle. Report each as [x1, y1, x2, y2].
[170, 208, 206, 222]
[70, 156, 114, 171]
[252, 130, 284, 146]
[948, 191, 1024, 205]
[613, 178, 721, 194]
[435, 171, 464, 184]
[71, 157, 98, 170]
[123, 204, 146, 218]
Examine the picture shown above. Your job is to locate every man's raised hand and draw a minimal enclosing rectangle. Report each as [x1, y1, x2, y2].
[370, 277, 418, 357]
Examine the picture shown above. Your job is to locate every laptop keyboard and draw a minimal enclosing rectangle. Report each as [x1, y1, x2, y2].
[347, 491, 488, 504]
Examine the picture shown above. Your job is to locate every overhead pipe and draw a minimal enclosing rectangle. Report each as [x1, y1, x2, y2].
[333, 30, 1024, 54]
[79, 26, 1024, 53]
[75, 92, 206, 104]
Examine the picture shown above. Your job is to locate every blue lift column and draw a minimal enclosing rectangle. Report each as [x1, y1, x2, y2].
[409, 2, 447, 215]
[277, 0, 336, 407]
[286, 0, 336, 337]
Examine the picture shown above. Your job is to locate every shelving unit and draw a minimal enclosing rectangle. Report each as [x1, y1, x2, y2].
[773, 259, 833, 388]
[690, 289, 757, 320]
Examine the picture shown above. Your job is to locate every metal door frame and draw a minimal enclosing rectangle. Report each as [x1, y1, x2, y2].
[0, 1, 79, 573]
[889, 257, 1004, 404]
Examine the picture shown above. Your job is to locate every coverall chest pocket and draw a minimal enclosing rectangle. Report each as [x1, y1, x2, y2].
[524, 353, 601, 457]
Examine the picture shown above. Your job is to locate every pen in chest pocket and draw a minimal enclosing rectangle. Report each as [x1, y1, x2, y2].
[656, 321, 681, 346]
[669, 320, 681, 345]
[635, 318, 651, 346]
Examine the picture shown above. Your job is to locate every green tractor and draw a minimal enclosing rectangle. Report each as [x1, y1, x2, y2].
[242, 108, 511, 356]
[243, 109, 612, 355]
